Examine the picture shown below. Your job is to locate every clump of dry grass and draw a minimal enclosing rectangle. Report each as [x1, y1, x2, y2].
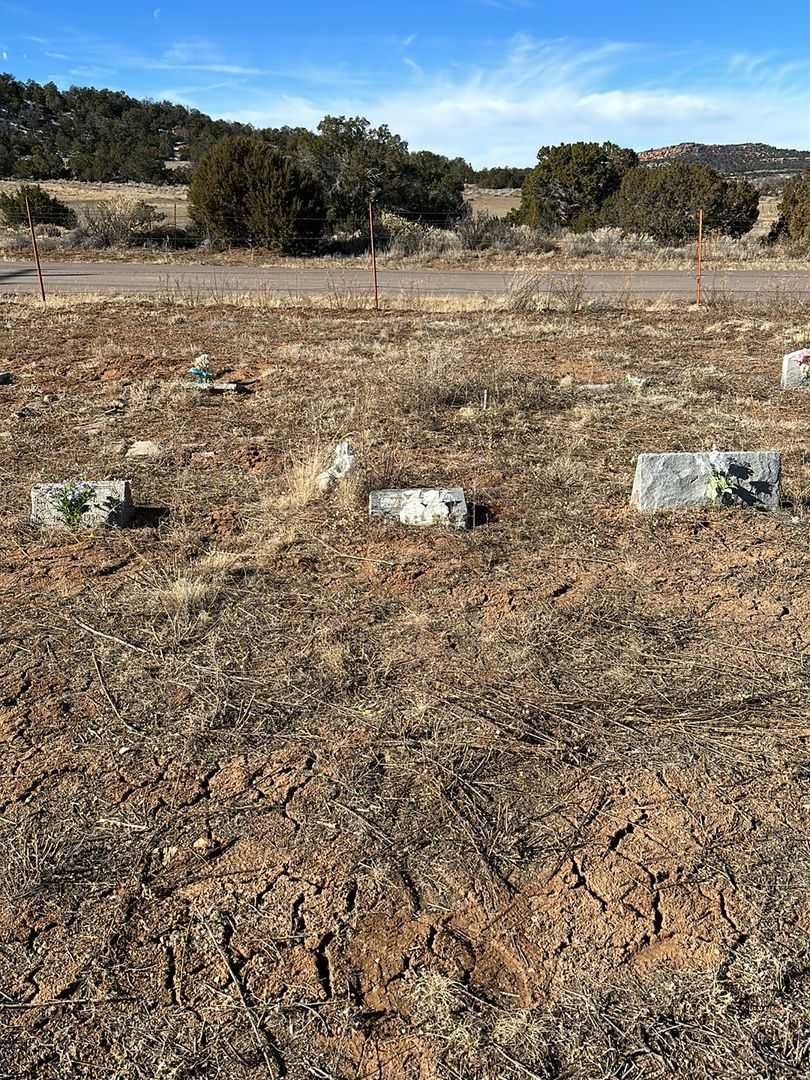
[277, 441, 329, 510]
[145, 550, 242, 641]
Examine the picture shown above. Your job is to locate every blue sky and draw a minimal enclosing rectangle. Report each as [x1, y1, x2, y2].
[1, 0, 809, 165]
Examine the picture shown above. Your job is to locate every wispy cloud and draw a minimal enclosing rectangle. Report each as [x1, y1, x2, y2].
[478, 0, 535, 10]
[221, 36, 810, 164]
[6, 26, 810, 164]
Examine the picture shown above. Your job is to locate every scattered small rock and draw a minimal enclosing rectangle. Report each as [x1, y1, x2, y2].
[579, 382, 615, 394]
[195, 382, 241, 394]
[126, 439, 163, 460]
[318, 439, 357, 492]
[624, 374, 649, 390]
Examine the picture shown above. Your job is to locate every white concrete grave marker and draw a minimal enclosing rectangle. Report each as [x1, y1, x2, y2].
[781, 348, 810, 389]
[631, 451, 781, 513]
[369, 488, 469, 529]
[318, 440, 357, 493]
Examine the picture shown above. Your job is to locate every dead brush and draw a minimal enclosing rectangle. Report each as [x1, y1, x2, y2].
[506, 271, 548, 314]
[277, 440, 330, 510]
[145, 550, 241, 641]
[550, 270, 587, 314]
[703, 278, 740, 315]
[760, 280, 809, 319]
[0, 815, 125, 901]
[393, 342, 456, 415]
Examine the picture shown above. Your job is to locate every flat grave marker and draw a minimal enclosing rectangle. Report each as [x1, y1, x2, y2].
[31, 480, 134, 528]
[369, 487, 469, 529]
[631, 451, 781, 513]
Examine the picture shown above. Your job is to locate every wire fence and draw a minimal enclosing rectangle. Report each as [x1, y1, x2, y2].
[0, 193, 543, 258]
[1, 193, 795, 312]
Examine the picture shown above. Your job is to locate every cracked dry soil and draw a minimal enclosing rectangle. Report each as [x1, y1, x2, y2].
[2, 297, 810, 1078]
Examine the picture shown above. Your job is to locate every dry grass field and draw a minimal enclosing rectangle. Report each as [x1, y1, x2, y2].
[464, 185, 523, 218]
[2, 289, 810, 1078]
[0, 180, 517, 228]
[0, 178, 193, 227]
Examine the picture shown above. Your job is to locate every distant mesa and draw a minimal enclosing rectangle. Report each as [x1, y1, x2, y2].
[639, 142, 810, 184]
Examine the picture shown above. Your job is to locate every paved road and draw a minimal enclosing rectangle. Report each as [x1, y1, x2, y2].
[2, 260, 810, 300]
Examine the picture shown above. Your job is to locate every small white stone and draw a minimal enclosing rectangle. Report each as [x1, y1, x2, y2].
[195, 382, 239, 394]
[317, 440, 357, 492]
[625, 374, 649, 390]
[126, 440, 163, 460]
[579, 382, 615, 394]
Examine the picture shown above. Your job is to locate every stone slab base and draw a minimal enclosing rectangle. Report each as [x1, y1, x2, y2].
[31, 480, 134, 528]
[631, 452, 781, 512]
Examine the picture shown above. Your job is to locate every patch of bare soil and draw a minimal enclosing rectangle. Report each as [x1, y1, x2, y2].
[2, 296, 810, 1077]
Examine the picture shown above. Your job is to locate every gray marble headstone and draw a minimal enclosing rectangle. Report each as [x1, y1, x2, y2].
[31, 480, 134, 527]
[631, 451, 781, 512]
[781, 349, 810, 389]
[369, 487, 469, 529]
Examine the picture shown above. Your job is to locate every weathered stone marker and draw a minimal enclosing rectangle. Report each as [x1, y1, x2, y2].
[781, 348, 810, 389]
[369, 488, 469, 529]
[195, 382, 241, 394]
[31, 480, 134, 528]
[631, 452, 781, 512]
[318, 440, 356, 493]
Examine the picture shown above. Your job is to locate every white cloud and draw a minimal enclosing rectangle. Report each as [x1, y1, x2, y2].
[217, 36, 810, 165]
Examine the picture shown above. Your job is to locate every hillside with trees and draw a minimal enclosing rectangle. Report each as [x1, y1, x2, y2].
[0, 71, 523, 196]
[640, 142, 810, 187]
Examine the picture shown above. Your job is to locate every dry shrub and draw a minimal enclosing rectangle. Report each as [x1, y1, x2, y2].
[81, 197, 164, 247]
[149, 550, 241, 640]
[507, 270, 549, 313]
[704, 278, 740, 315]
[279, 441, 329, 509]
[550, 270, 587, 313]
[507, 269, 588, 314]
[393, 343, 456, 414]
